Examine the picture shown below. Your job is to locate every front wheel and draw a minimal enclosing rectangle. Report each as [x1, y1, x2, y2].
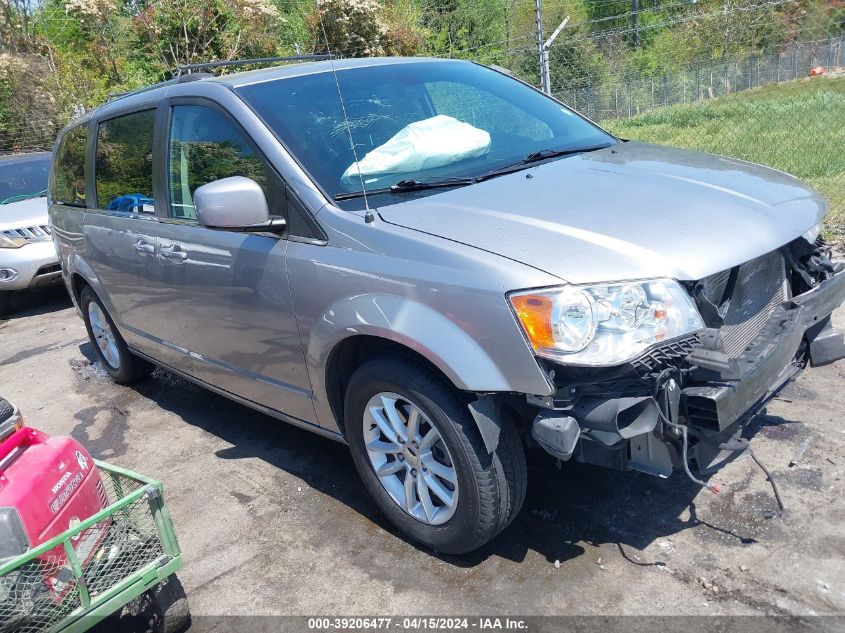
[80, 286, 154, 384]
[345, 355, 526, 554]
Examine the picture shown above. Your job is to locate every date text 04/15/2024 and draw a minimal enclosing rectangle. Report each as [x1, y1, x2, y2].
[306, 618, 529, 630]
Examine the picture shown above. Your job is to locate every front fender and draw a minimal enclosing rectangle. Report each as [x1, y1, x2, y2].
[307, 293, 553, 431]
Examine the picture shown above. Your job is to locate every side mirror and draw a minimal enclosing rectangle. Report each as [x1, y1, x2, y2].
[194, 176, 286, 233]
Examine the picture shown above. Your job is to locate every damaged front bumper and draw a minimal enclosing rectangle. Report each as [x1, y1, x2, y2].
[529, 258, 845, 479]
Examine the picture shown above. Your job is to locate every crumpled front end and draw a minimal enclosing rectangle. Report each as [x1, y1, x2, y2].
[528, 237, 845, 480]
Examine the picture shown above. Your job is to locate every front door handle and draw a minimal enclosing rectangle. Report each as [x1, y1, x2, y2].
[134, 240, 155, 255]
[161, 244, 188, 261]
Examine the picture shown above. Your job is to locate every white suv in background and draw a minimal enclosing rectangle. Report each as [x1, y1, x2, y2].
[0, 152, 62, 316]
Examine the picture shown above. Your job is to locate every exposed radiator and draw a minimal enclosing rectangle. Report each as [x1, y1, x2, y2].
[699, 250, 788, 357]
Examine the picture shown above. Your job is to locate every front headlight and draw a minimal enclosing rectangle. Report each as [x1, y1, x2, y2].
[509, 279, 704, 366]
[0, 233, 26, 249]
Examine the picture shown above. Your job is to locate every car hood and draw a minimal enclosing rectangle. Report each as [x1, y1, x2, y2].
[0, 197, 49, 232]
[377, 142, 826, 284]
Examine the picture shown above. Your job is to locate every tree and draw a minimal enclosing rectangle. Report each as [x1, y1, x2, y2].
[133, 0, 286, 74]
[308, 0, 389, 57]
[308, 0, 423, 57]
[0, 53, 60, 152]
[0, 0, 41, 53]
[419, 0, 508, 64]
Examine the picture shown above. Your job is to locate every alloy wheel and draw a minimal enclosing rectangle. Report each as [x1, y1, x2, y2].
[87, 301, 120, 369]
[363, 392, 459, 525]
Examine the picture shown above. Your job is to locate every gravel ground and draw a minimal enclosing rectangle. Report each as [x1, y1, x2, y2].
[1, 286, 844, 623]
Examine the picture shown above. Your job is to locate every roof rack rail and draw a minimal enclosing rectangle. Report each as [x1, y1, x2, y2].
[105, 73, 213, 103]
[173, 54, 334, 77]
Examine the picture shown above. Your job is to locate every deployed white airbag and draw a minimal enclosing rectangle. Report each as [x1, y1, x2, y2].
[342, 115, 491, 184]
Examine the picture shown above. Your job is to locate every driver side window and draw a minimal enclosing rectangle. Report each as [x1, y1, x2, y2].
[168, 104, 282, 221]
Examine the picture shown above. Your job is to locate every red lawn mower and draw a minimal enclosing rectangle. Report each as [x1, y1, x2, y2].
[0, 397, 188, 633]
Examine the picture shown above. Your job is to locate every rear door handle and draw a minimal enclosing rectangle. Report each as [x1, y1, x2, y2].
[161, 244, 188, 261]
[134, 240, 155, 255]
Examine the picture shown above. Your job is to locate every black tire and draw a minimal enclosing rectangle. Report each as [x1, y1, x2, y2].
[0, 397, 13, 424]
[151, 575, 190, 633]
[0, 291, 12, 317]
[79, 285, 155, 384]
[345, 355, 527, 554]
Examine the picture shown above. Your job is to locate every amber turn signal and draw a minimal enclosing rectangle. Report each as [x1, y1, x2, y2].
[510, 294, 555, 350]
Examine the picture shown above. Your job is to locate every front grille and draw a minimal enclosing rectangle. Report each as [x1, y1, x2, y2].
[632, 336, 701, 374]
[699, 250, 788, 357]
[1, 224, 52, 242]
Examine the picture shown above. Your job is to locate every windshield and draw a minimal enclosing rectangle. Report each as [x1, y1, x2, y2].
[237, 61, 614, 206]
[0, 156, 50, 205]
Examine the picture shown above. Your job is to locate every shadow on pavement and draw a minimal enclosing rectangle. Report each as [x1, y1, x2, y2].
[0, 285, 72, 322]
[112, 363, 790, 569]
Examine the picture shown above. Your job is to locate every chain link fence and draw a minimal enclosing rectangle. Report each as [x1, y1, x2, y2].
[532, 0, 845, 239]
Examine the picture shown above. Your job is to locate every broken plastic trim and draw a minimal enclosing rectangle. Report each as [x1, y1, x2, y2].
[654, 369, 785, 512]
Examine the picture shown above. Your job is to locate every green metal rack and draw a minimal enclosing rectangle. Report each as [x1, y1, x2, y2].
[0, 461, 184, 633]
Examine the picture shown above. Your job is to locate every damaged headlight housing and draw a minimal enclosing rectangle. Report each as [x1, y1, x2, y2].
[509, 279, 704, 366]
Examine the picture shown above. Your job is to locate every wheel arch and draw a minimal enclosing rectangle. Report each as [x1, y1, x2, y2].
[324, 334, 461, 435]
[308, 294, 523, 435]
[64, 254, 119, 323]
[69, 271, 88, 304]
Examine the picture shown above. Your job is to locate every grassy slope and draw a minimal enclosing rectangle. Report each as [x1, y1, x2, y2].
[604, 77, 845, 238]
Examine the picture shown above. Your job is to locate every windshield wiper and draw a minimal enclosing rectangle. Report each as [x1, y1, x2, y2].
[333, 144, 612, 201]
[476, 144, 613, 182]
[334, 177, 476, 201]
[0, 190, 47, 205]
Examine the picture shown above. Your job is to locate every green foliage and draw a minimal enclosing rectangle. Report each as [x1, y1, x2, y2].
[308, 0, 423, 57]
[52, 125, 87, 206]
[133, 0, 286, 75]
[308, 0, 390, 57]
[418, 0, 508, 64]
[95, 109, 156, 207]
[271, 0, 314, 54]
[0, 53, 60, 152]
[171, 142, 266, 190]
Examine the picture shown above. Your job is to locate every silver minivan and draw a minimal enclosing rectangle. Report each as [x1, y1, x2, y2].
[50, 57, 845, 553]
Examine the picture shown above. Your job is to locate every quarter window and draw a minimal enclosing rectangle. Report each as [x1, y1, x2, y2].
[168, 104, 281, 221]
[52, 125, 88, 207]
[95, 110, 156, 213]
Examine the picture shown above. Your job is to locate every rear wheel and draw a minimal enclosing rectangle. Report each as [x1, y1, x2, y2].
[345, 355, 526, 554]
[80, 286, 154, 384]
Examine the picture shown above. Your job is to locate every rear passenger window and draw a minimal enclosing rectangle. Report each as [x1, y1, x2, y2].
[52, 125, 88, 207]
[168, 104, 282, 221]
[95, 110, 156, 213]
